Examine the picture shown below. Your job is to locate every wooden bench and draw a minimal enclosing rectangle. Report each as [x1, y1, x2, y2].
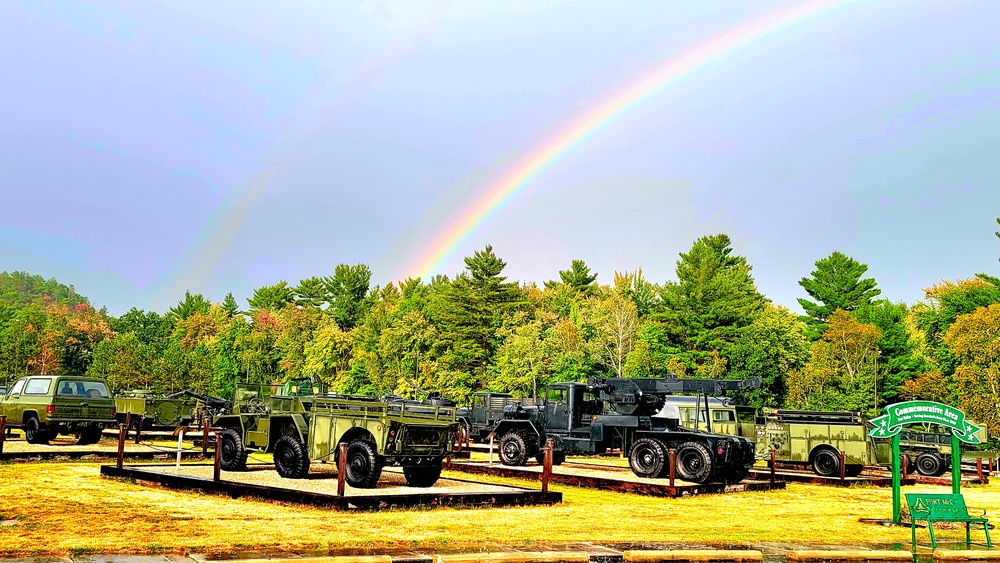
[905, 493, 992, 550]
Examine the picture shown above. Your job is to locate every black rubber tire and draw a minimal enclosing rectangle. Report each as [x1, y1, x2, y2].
[535, 450, 566, 466]
[676, 441, 714, 484]
[273, 435, 310, 479]
[499, 431, 530, 466]
[25, 416, 49, 445]
[219, 428, 248, 471]
[812, 449, 841, 477]
[403, 462, 443, 487]
[629, 438, 668, 478]
[724, 464, 753, 484]
[345, 439, 382, 488]
[916, 452, 945, 477]
[844, 464, 863, 477]
[77, 425, 102, 446]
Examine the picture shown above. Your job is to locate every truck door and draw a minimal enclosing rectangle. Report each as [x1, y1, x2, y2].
[711, 408, 738, 437]
[3, 379, 26, 422]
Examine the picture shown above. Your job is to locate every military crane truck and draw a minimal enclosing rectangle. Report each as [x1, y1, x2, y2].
[493, 376, 758, 485]
[214, 383, 460, 488]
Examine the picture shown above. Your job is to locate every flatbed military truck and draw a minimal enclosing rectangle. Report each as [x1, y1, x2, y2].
[214, 382, 460, 488]
[0, 375, 116, 444]
[493, 376, 758, 484]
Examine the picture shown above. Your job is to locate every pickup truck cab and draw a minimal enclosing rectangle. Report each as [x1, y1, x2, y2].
[0, 375, 116, 445]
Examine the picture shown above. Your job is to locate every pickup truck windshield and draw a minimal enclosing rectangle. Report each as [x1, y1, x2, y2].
[24, 378, 53, 395]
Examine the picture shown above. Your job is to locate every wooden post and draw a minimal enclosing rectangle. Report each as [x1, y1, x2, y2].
[466, 426, 471, 451]
[337, 442, 348, 497]
[202, 417, 209, 456]
[901, 454, 908, 480]
[488, 434, 494, 465]
[124, 412, 131, 442]
[116, 423, 126, 469]
[770, 449, 776, 484]
[839, 450, 846, 485]
[134, 416, 142, 444]
[541, 439, 553, 494]
[669, 449, 676, 487]
[455, 427, 464, 453]
[977, 458, 984, 481]
[0, 415, 6, 456]
[213, 428, 222, 482]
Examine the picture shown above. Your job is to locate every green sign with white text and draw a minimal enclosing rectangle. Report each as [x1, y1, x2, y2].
[868, 400, 982, 444]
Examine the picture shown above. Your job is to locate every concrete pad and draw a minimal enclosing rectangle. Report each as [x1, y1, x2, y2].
[624, 550, 763, 562]
[787, 551, 913, 561]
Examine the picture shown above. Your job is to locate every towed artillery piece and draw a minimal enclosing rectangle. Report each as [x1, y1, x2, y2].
[492, 376, 759, 485]
[214, 380, 460, 488]
[115, 389, 231, 431]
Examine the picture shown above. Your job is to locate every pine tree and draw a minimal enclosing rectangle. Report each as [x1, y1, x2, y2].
[797, 251, 880, 338]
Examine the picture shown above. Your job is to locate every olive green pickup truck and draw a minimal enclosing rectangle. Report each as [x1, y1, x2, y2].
[0, 375, 116, 445]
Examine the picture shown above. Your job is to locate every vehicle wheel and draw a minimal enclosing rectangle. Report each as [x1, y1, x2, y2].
[25, 416, 49, 445]
[77, 425, 102, 446]
[403, 462, 443, 487]
[844, 464, 863, 477]
[812, 449, 840, 477]
[916, 452, 945, 477]
[344, 439, 382, 488]
[629, 438, 667, 478]
[724, 463, 753, 484]
[534, 449, 567, 466]
[219, 428, 248, 471]
[499, 431, 530, 466]
[273, 435, 310, 479]
[676, 441, 714, 484]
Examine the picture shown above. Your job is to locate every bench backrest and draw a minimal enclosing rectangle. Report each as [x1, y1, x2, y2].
[906, 493, 970, 519]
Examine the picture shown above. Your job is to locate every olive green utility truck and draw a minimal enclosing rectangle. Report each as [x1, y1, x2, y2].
[214, 382, 460, 488]
[0, 375, 116, 444]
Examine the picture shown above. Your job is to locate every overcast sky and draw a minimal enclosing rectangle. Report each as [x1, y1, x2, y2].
[2, 1, 999, 315]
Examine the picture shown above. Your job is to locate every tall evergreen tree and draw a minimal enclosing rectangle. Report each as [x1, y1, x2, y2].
[246, 281, 295, 313]
[323, 264, 373, 329]
[169, 291, 211, 320]
[658, 234, 767, 366]
[545, 259, 598, 296]
[798, 251, 880, 338]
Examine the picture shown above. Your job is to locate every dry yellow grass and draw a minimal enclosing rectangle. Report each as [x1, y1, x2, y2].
[0, 461, 997, 557]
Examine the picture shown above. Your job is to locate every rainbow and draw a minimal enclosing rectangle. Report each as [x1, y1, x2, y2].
[402, 0, 858, 281]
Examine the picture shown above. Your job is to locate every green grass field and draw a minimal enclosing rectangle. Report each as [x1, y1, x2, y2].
[2, 460, 997, 557]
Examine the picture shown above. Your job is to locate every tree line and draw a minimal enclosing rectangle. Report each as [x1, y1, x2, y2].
[2, 227, 999, 438]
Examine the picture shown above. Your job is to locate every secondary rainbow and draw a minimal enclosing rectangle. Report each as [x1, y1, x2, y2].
[402, 0, 857, 281]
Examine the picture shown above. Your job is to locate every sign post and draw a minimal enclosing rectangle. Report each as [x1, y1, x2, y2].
[868, 400, 983, 523]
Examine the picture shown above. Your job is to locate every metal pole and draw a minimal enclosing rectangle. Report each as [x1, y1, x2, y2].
[669, 449, 676, 487]
[116, 423, 126, 470]
[951, 434, 961, 495]
[770, 449, 776, 484]
[213, 428, 222, 482]
[0, 416, 6, 456]
[892, 434, 901, 523]
[337, 442, 347, 497]
[175, 427, 185, 470]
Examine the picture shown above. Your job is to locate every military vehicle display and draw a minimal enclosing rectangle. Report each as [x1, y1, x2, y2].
[756, 409, 989, 477]
[214, 380, 460, 488]
[492, 376, 758, 485]
[0, 375, 116, 445]
[458, 391, 541, 442]
[115, 389, 231, 430]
